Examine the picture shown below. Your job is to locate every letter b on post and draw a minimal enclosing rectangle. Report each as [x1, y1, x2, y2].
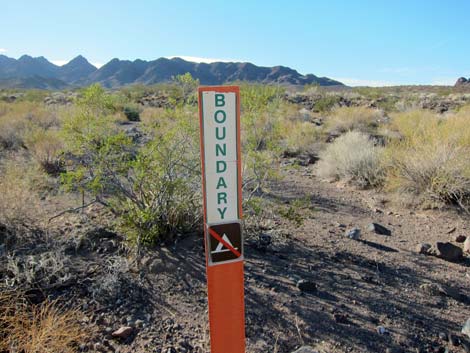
[215, 94, 225, 107]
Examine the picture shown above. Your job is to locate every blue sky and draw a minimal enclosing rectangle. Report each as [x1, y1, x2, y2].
[1, 0, 469, 86]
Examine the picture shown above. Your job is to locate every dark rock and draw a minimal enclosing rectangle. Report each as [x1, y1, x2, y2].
[449, 334, 461, 346]
[297, 279, 317, 293]
[455, 235, 467, 243]
[333, 312, 349, 324]
[434, 242, 463, 262]
[456, 77, 469, 87]
[367, 222, 391, 236]
[462, 339, 470, 353]
[416, 243, 432, 255]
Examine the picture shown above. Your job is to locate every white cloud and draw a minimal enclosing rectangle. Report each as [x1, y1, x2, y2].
[166, 55, 241, 64]
[51, 60, 68, 66]
[0, 48, 7, 54]
[333, 77, 398, 87]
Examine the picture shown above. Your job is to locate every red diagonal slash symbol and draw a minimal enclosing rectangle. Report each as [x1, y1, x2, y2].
[208, 227, 242, 258]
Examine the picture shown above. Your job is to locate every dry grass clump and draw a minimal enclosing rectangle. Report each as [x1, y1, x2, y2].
[325, 106, 383, 134]
[317, 131, 385, 188]
[279, 107, 321, 155]
[385, 109, 470, 208]
[0, 102, 64, 151]
[0, 292, 87, 353]
[23, 128, 64, 175]
[0, 157, 48, 230]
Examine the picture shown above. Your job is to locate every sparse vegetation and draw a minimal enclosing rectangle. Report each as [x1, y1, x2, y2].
[2, 81, 470, 353]
[317, 131, 385, 188]
[385, 109, 470, 208]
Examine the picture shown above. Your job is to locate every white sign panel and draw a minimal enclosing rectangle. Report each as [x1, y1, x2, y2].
[200, 90, 240, 224]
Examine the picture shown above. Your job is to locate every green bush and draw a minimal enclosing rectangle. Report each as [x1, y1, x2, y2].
[61, 84, 201, 246]
[123, 105, 140, 121]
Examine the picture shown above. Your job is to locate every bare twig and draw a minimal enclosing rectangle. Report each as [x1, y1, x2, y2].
[48, 200, 98, 223]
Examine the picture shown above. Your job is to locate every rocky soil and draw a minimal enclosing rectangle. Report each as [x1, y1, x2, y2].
[3, 158, 470, 353]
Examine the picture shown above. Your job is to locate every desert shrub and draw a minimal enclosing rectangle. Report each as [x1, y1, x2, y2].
[170, 73, 199, 106]
[61, 85, 201, 246]
[385, 110, 470, 208]
[0, 158, 47, 230]
[317, 131, 385, 188]
[23, 128, 64, 175]
[123, 104, 141, 121]
[314, 95, 341, 112]
[241, 85, 285, 195]
[116, 108, 201, 246]
[281, 119, 320, 155]
[0, 292, 86, 353]
[0, 102, 63, 151]
[326, 106, 382, 134]
[140, 107, 165, 125]
[5, 250, 71, 288]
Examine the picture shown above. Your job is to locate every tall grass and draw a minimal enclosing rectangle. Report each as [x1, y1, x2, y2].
[385, 109, 470, 208]
[325, 106, 382, 134]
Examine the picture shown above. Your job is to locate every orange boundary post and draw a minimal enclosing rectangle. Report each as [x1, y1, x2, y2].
[198, 86, 245, 353]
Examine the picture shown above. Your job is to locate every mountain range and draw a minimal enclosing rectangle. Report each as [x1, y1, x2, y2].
[0, 55, 343, 89]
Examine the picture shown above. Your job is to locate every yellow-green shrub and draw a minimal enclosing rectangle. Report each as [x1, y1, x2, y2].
[326, 106, 382, 134]
[385, 109, 470, 208]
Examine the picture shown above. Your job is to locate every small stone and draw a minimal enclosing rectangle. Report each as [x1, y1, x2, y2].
[346, 227, 361, 240]
[455, 235, 467, 243]
[367, 223, 391, 236]
[135, 319, 144, 328]
[112, 326, 133, 339]
[416, 243, 432, 255]
[291, 347, 319, 353]
[438, 332, 448, 341]
[377, 326, 388, 335]
[333, 312, 349, 324]
[296, 279, 317, 293]
[462, 318, 470, 339]
[420, 283, 444, 296]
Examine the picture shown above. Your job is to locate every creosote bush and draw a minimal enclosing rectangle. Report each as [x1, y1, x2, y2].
[61, 84, 201, 246]
[317, 131, 385, 188]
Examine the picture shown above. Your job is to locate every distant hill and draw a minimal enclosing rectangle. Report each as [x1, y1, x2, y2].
[0, 54, 344, 89]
